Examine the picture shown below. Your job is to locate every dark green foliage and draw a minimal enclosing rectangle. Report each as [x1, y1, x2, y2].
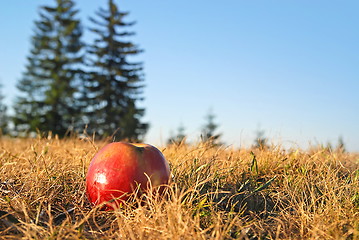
[168, 123, 186, 145]
[0, 84, 8, 135]
[13, 0, 84, 137]
[83, 0, 148, 141]
[325, 136, 346, 153]
[336, 136, 346, 152]
[201, 109, 222, 145]
[253, 127, 268, 149]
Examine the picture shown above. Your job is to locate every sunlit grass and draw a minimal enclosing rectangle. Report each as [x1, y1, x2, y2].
[0, 137, 358, 239]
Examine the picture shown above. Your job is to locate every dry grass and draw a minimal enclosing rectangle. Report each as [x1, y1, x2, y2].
[0, 137, 358, 239]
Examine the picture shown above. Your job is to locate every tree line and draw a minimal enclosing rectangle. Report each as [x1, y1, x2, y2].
[1, 0, 147, 141]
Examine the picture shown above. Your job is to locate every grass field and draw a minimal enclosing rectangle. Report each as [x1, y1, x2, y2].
[0, 137, 358, 239]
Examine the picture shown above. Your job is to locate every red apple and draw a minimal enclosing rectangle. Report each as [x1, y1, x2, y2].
[86, 142, 170, 209]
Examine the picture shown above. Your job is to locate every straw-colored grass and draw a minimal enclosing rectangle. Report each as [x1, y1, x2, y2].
[0, 137, 358, 239]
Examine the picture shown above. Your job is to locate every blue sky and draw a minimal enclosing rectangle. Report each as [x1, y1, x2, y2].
[0, 1, 358, 151]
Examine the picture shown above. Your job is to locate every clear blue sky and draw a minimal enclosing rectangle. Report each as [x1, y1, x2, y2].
[0, 1, 358, 151]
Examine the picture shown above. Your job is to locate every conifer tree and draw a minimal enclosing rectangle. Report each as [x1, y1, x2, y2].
[201, 109, 222, 145]
[13, 0, 84, 136]
[253, 127, 268, 149]
[0, 83, 8, 135]
[168, 123, 186, 145]
[84, 0, 148, 141]
[336, 136, 346, 152]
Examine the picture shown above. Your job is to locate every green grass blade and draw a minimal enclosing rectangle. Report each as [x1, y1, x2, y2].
[253, 176, 277, 193]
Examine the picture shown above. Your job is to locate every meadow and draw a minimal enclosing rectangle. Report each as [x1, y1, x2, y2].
[0, 137, 358, 239]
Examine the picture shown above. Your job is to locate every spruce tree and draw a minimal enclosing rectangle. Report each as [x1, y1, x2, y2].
[84, 0, 148, 141]
[168, 123, 186, 145]
[13, 0, 84, 137]
[253, 127, 268, 149]
[201, 109, 222, 145]
[336, 136, 346, 152]
[0, 83, 8, 135]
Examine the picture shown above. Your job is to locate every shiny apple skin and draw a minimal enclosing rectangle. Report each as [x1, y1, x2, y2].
[86, 142, 170, 209]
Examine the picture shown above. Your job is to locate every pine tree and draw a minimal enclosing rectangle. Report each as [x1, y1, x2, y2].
[13, 0, 84, 137]
[84, 0, 148, 141]
[253, 127, 268, 149]
[336, 136, 346, 152]
[0, 83, 8, 135]
[201, 109, 222, 145]
[168, 123, 186, 145]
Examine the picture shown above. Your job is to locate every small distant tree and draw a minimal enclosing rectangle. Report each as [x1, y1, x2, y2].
[0, 83, 8, 135]
[167, 123, 186, 145]
[336, 136, 346, 152]
[83, 0, 148, 141]
[253, 127, 268, 149]
[325, 141, 333, 151]
[324, 136, 346, 153]
[201, 109, 222, 145]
